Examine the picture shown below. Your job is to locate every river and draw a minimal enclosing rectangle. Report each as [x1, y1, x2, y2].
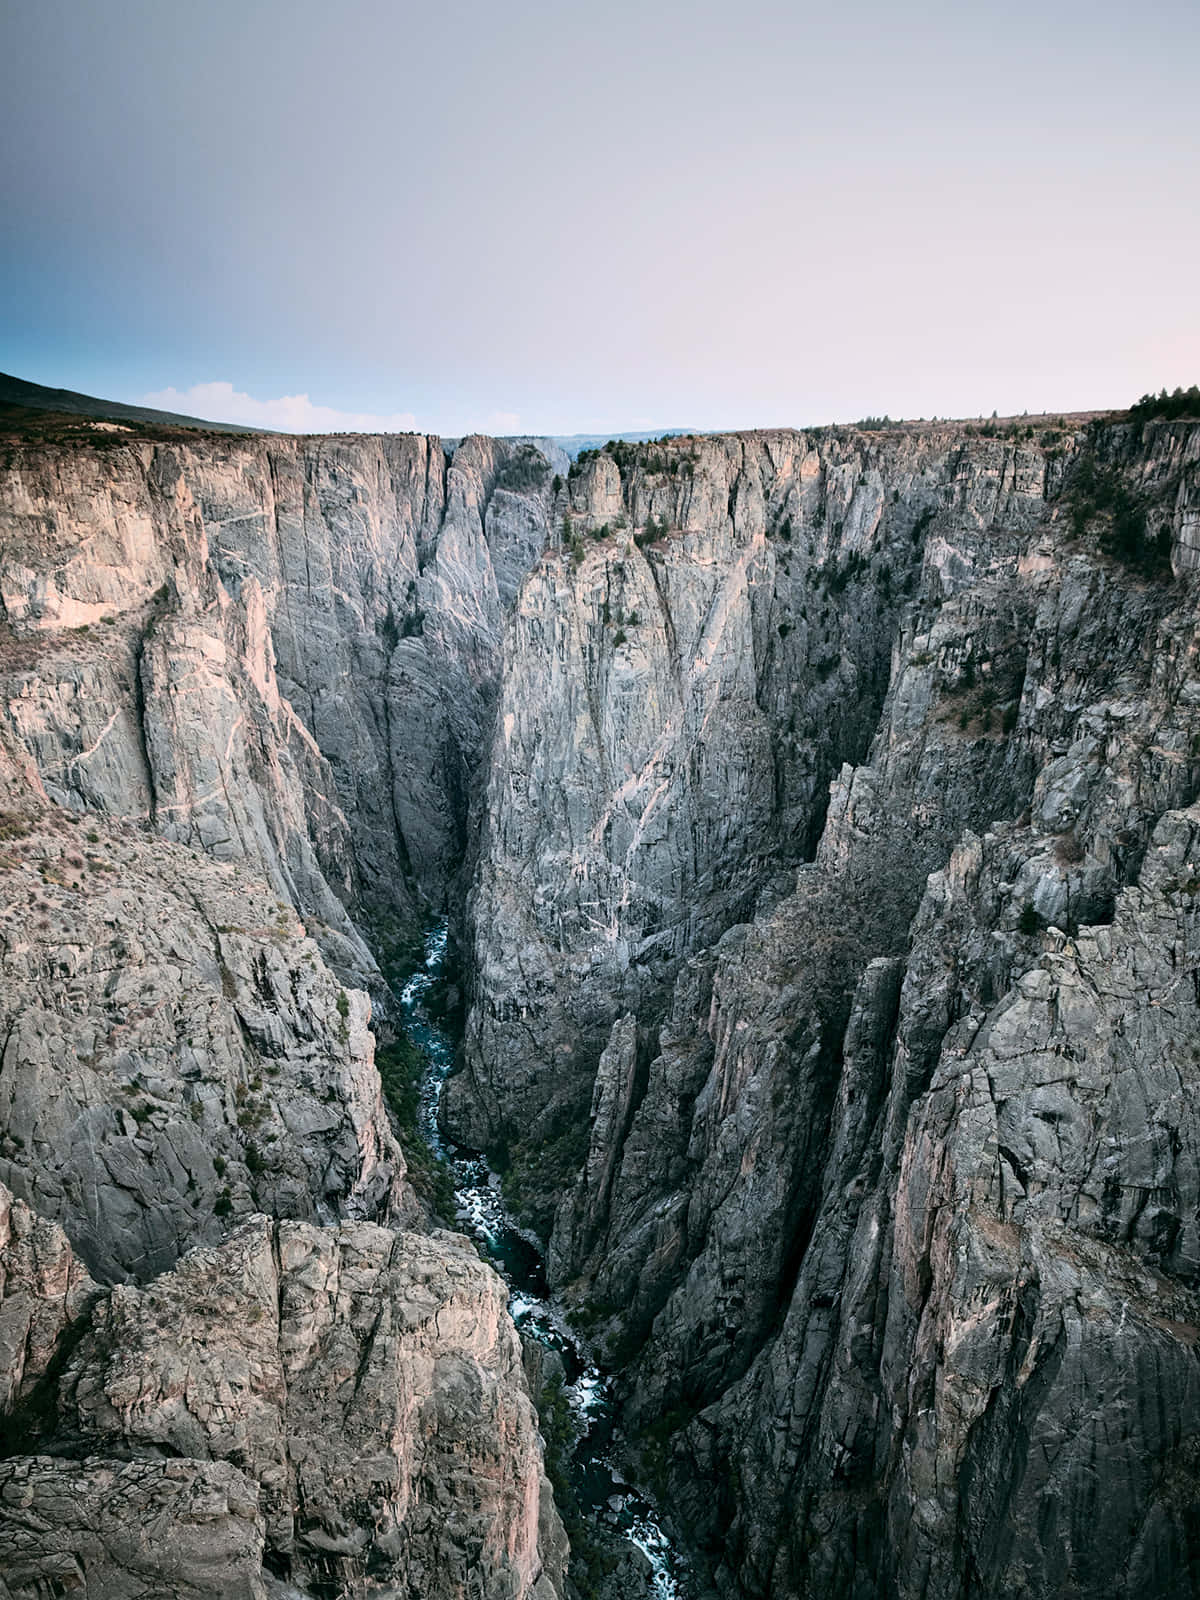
[399, 922, 691, 1600]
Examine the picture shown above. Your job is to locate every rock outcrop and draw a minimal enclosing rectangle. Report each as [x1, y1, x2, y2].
[0, 1180, 97, 1419]
[0, 429, 556, 981]
[0, 764, 407, 1284]
[0, 1456, 270, 1600]
[0, 1187, 565, 1600]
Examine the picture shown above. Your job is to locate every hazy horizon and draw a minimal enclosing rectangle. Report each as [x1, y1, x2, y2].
[2, 0, 1197, 437]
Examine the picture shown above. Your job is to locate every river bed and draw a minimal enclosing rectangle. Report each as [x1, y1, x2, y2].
[400, 923, 691, 1600]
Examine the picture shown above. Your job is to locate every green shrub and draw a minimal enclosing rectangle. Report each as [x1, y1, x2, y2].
[495, 445, 549, 492]
[910, 507, 937, 544]
[1067, 451, 1171, 578]
[535, 1373, 619, 1598]
[375, 1034, 455, 1216]
[634, 514, 668, 548]
[0, 811, 30, 840]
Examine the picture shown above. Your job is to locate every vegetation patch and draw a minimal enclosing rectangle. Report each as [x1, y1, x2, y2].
[1018, 904, 1042, 936]
[940, 652, 1025, 736]
[635, 1403, 698, 1499]
[375, 1033, 455, 1216]
[1128, 386, 1200, 425]
[536, 1372, 624, 1599]
[1067, 450, 1172, 579]
[496, 445, 550, 492]
[498, 1116, 590, 1236]
[633, 513, 670, 549]
[0, 403, 256, 460]
[818, 549, 869, 595]
[570, 436, 697, 484]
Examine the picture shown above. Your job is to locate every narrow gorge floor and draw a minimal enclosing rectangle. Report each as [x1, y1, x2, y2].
[403, 923, 691, 1600]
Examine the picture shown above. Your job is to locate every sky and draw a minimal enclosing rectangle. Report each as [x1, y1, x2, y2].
[1, 0, 1197, 436]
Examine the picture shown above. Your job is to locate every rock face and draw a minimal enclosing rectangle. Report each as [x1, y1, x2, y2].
[445, 425, 1053, 1208]
[0, 1180, 97, 1418]
[0, 1188, 565, 1600]
[449, 417, 1200, 1596]
[4, 406, 1200, 1600]
[56, 1214, 565, 1600]
[0, 1456, 270, 1600]
[0, 424, 566, 1598]
[0, 429, 556, 980]
[0, 759, 408, 1284]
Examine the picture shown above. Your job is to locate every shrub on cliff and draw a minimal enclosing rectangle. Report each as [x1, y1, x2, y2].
[634, 514, 667, 548]
[495, 445, 549, 491]
[1067, 451, 1172, 580]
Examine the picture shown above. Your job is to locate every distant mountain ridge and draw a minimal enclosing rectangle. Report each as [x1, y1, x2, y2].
[1, 373, 702, 452]
[0, 371, 267, 433]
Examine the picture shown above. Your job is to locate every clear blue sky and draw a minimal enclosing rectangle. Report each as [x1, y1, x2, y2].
[2, 0, 1197, 435]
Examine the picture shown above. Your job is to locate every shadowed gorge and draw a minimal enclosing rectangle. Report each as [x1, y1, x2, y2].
[1, 406, 1200, 1597]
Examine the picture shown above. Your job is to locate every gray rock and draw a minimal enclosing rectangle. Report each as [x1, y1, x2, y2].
[455, 420, 1200, 1598]
[0, 1181, 96, 1418]
[0, 1455, 268, 1600]
[46, 1214, 567, 1600]
[0, 430, 555, 983]
[0, 795, 409, 1283]
[5, 412, 1200, 1600]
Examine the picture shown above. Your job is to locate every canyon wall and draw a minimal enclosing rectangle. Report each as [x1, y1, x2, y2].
[0, 425, 566, 1599]
[447, 417, 1200, 1597]
[0, 429, 561, 975]
[2, 408, 1200, 1599]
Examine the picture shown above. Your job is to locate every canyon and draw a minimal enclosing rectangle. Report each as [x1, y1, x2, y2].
[0, 404, 1198, 1598]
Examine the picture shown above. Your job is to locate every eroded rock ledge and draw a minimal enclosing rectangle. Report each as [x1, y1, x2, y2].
[0, 1185, 566, 1599]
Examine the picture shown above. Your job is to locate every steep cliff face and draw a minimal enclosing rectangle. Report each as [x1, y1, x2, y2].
[451, 417, 1200, 1595]
[0, 422, 559, 1279]
[0, 753, 407, 1284]
[4, 408, 1200, 1600]
[0, 1185, 567, 1600]
[445, 427, 1058, 1206]
[0, 424, 566, 1598]
[0, 429, 557, 978]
